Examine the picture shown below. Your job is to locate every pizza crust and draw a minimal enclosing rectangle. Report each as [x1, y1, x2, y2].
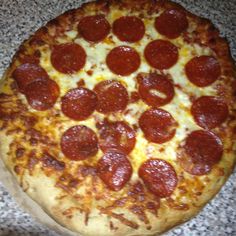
[0, 0, 236, 236]
[1, 134, 235, 236]
[0, 113, 235, 236]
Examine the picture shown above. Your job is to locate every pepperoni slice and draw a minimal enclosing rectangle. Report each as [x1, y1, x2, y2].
[24, 79, 59, 111]
[177, 130, 223, 175]
[139, 108, 177, 144]
[185, 56, 221, 87]
[61, 88, 97, 121]
[51, 43, 86, 74]
[78, 15, 110, 42]
[19, 55, 40, 65]
[137, 73, 175, 107]
[113, 16, 145, 42]
[97, 151, 132, 191]
[94, 80, 128, 114]
[106, 46, 140, 76]
[60, 125, 98, 160]
[155, 9, 188, 39]
[12, 63, 49, 93]
[144, 40, 178, 70]
[191, 96, 229, 129]
[98, 121, 136, 154]
[139, 159, 178, 198]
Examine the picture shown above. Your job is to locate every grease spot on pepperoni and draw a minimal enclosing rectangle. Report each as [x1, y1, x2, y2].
[155, 9, 188, 39]
[139, 108, 177, 144]
[139, 159, 178, 198]
[61, 88, 97, 120]
[137, 73, 175, 107]
[94, 80, 128, 114]
[61, 125, 98, 161]
[24, 79, 59, 111]
[51, 43, 86, 74]
[113, 16, 145, 42]
[98, 120, 136, 154]
[78, 15, 110, 42]
[12, 63, 49, 93]
[106, 46, 140, 76]
[185, 56, 221, 87]
[191, 96, 229, 129]
[144, 40, 178, 70]
[97, 151, 132, 191]
[177, 130, 223, 175]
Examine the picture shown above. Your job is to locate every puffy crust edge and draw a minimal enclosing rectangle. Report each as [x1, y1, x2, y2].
[0, 0, 236, 236]
[0, 131, 235, 236]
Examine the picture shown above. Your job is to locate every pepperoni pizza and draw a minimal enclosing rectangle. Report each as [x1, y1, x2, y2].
[0, 0, 236, 235]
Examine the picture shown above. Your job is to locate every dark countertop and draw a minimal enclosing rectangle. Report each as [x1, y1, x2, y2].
[0, 0, 235, 235]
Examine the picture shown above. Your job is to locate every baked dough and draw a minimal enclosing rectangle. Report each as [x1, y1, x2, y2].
[0, 1, 235, 236]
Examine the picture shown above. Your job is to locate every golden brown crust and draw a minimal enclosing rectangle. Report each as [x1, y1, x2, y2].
[0, 0, 236, 236]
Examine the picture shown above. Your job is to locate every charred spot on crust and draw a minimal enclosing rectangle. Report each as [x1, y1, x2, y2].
[15, 147, 25, 158]
[41, 152, 65, 171]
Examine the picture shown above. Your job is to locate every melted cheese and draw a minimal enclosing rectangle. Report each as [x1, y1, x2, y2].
[15, 5, 220, 205]
[1, 2, 235, 235]
[38, 7, 217, 179]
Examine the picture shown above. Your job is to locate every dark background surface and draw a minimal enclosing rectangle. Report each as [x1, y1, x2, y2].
[0, 0, 235, 235]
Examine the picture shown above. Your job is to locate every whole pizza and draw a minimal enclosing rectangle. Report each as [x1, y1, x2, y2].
[0, 0, 236, 235]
